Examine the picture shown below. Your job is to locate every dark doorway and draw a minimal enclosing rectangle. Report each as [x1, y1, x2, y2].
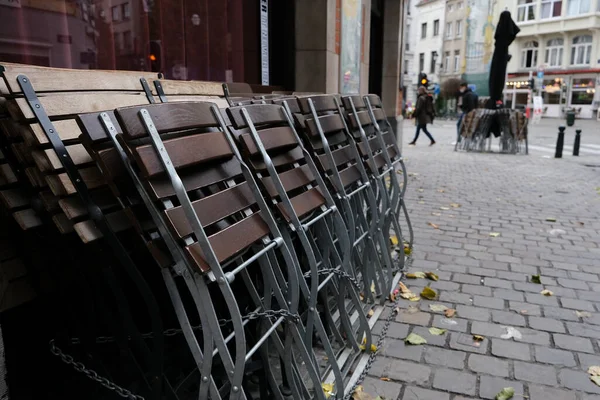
[269, 0, 295, 90]
[368, 0, 384, 96]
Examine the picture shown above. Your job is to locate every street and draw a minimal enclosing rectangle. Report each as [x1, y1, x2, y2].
[362, 118, 600, 399]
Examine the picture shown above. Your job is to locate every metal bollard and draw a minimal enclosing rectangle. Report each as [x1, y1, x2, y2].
[573, 129, 581, 156]
[555, 126, 565, 158]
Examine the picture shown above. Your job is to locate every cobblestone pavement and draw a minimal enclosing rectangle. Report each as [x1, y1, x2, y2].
[365, 125, 600, 400]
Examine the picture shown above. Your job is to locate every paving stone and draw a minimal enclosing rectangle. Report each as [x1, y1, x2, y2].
[467, 267, 497, 277]
[566, 322, 600, 339]
[410, 326, 448, 347]
[578, 353, 600, 370]
[482, 260, 511, 270]
[497, 270, 528, 282]
[467, 354, 509, 377]
[471, 321, 507, 338]
[439, 292, 473, 305]
[514, 360, 558, 385]
[528, 385, 577, 400]
[528, 316, 566, 333]
[577, 290, 600, 302]
[534, 346, 577, 367]
[455, 305, 491, 321]
[484, 277, 512, 289]
[510, 264, 539, 274]
[448, 332, 488, 354]
[368, 358, 431, 385]
[513, 281, 545, 292]
[491, 338, 531, 361]
[396, 311, 432, 326]
[402, 386, 450, 400]
[492, 310, 527, 326]
[557, 278, 590, 290]
[381, 338, 423, 361]
[432, 368, 476, 396]
[540, 285, 577, 298]
[539, 267, 569, 278]
[473, 295, 505, 310]
[479, 376, 524, 400]
[432, 315, 468, 332]
[514, 326, 551, 346]
[453, 257, 481, 267]
[561, 297, 596, 312]
[525, 293, 560, 307]
[554, 333, 595, 353]
[440, 264, 467, 273]
[453, 273, 483, 285]
[559, 369, 600, 394]
[382, 323, 411, 339]
[493, 288, 525, 301]
[509, 301, 541, 316]
[430, 280, 461, 292]
[543, 306, 580, 321]
[423, 347, 466, 369]
[362, 377, 403, 400]
[570, 271, 599, 282]
[461, 284, 492, 296]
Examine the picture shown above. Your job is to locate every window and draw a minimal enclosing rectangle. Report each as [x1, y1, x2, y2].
[123, 31, 132, 52]
[405, 24, 410, 51]
[545, 38, 564, 67]
[454, 50, 460, 71]
[448, 4, 454, 11]
[421, 23, 427, 39]
[419, 53, 425, 73]
[433, 20, 440, 36]
[446, 22, 453, 38]
[571, 78, 595, 105]
[404, 59, 409, 74]
[430, 51, 437, 73]
[567, 0, 590, 15]
[407, 0, 411, 15]
[111, 5, 120, 21]
[541, 0, 562, 18]
[520, 41, 538, 68]
[444, 51, 450, 72]
[122, 2, 131, 19]
[517, 0, 536, 21]
[458, 1, 464, 8]
[456, 20, 463, 37]
[570, 35, 592, 65]
[113, 32, 122, 51]
[542, 78, 563, 104]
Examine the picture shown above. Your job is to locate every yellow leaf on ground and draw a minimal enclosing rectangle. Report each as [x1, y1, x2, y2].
[489, 232, 501, 237]
[400, 292, 419, 301]
[390, 235, 399, 246]
[367, 309, 374, 318]
[546, 217, 557, 222]
[591, 376, 600, 387]
[576, 311, 592, 318]
[444, 309, 457, 318]
[440, 206, 450, 210]
[425, 272, 439, 281]
[404, 246, 413, 255]
[398, 282, 410, 294]
[405, 333, 427, 345]
[406, 271, 426, 279]
[420, 286, 437, 300]
[588, 366, 600, 376]
[428, 222, 440, 229]
[494, 387, 515, 400]
[370, 282, 376, 293]
[429, 327, 447, 335]
[322, 383, 334, 398]
[380, 377, 391, 382]
[450, 203, 461, 208]
[432, 212, 442, 216]
[438, 189, 445, 193]
[429, 304, 448, 313]
[540, 289, 553, 296]
[473, 335, 485, 342]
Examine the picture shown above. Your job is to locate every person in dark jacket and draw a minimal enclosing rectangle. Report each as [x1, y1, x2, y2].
[409, 86, 436, 146]
[456, 82, 478, 143]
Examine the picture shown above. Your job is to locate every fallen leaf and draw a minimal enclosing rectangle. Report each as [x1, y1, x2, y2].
[540, 289, 553, 296]
[380, 377, 391, 382]
[404, 245, 413, 255]
[450, 203, 461, 208]
[429, 327, 447, 335]
[425, 272, 439, 281]
[495, 387, 515, 400]
[431, 212, 442, 216]
[358, 343, 377, 352]
[545, 217, 557, 222]
[429, 304, 448, 313]
[444, 309, 457, 318]
[398, 282, 410, 293]
[420, 287, 437, 300]
[588, 366, 600, 376]
[322, 383, 334, 398]
[500, 327, 522, 340]
[440, 206, 450, 210]
[367, 309, 374, 318]
[531, 274, 541, 284]
[591, 376, 600, 387]
[370, 282, 376, 293]
[428, 222, 440, 229]
[390, 235, 399, 246]
[438, 189, 445, 193]
[418, 188, 424, 192]
[418, 201, 425, 204]
[406, 271, 426, 279]
[405, 333, 427, 345]
[520, 310, 528, 314]
[400, 292, 420, 301]
[576, 310, 592, 318]
[473, 335, 485, 341]
[489, 232, 501, 237]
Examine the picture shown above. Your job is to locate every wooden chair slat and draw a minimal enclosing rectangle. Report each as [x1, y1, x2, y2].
[77, 111, 122, 144]
[165, 182, 256, 238]
[348, 110, 372, 129]
[134, 131, 233, 178]
[249, 146, 305, 172]
[185, 212, 270, 272]
[32, 144, 93, 172]
[25, 167, 46, 187]
[72, 210, 132, 243]
[364, 94, 382, 107]
[277, 187, 325, 222]
[225, 82, 253, 95]
[26, 119, 83, 146]
[0, 163, 17, 184]
[156, 79, 224, 96]
[372, 108, 385, 122]
[317, 145, 355, 171]
[0, 189, 29, 210]
[240, 126, 297, 155]
[39, 190, 60, 212]
[164, 96, 229, 108]
[260, 164, 314, 197]
[58, 189, 119, 220]
[45, 166, 104, 196]
[52, 213, 75, 234]
[341, 95, 366, 110]
[297, 95, 337, 114]
[339, 165, 362, 188]
[227, 104, 287, 129]
[13, 208, 43, 230]
[305, 114, 345, 136]
[116, 102, 219, 140]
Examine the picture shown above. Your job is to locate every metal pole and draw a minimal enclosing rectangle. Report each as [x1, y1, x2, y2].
[573, 129, 581, 156]
[555, 126, 565, 158]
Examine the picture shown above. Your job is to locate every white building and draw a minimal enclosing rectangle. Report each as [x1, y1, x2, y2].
[503, 0, 600, 118]
[404, 0, 445, 106]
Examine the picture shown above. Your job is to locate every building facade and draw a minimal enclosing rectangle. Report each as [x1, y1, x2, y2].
[504, 0, 600, 118]
[440, 0, 467, 82]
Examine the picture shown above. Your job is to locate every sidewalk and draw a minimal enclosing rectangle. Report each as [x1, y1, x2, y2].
[364, 142, 600, 399]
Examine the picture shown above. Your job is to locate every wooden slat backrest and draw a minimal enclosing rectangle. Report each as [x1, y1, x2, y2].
[364, 94, 382, 107]
[227, 104, 288, 129]
[297, 95, 337, 114]
[239, 126, 298, 156]
[154, 79, 224, 96]
[224, 82, 253, 95]
[271, 97, 301, 114]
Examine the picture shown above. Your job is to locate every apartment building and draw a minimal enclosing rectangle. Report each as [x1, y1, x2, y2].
[404, 0, 445, 105]
[440, 0, 467, 82]
[504, 0, 600, 118]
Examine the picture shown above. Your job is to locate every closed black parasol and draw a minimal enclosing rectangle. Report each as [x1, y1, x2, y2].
[487, 10, 520, 108]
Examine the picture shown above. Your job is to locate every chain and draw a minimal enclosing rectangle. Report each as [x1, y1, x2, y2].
[343, 254, 414, 400]
[243, 309, 301, 324]
[49, 339, 145, 400]
[304, 268, 361, 292]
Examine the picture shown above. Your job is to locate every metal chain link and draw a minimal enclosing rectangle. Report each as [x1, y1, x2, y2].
[304, 268, 362, 292]
[343, 254, 414, 400]
[244, 309, 301, 324]
[49, 339, 145, 400]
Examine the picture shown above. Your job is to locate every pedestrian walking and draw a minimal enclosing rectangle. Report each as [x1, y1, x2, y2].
[409, 86, 436, 146]
[456, 82, 478, 143]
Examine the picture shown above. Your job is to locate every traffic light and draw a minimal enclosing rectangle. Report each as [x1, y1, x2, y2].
[529, 78, 535, 90]
[149, 40, 162, 72]
[418, 73, 429, 87]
